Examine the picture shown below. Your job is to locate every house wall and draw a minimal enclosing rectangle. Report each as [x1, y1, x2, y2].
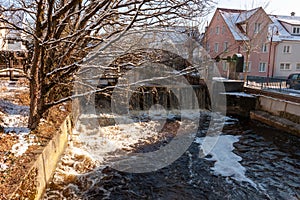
[204, 10, 241, 77]
[247, 49, 269, 76]
[274, 40, 300, 78]
[241, 8, 271, 78]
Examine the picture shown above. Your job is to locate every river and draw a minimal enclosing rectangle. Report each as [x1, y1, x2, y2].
[42, 112, 300, 200]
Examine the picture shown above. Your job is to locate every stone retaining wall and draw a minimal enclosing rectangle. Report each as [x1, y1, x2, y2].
[9, 115, 72, 200]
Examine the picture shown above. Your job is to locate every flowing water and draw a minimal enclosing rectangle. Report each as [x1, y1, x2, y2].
[43, 112, 300, 200]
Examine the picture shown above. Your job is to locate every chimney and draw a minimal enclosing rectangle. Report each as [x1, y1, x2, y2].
[291, 12, 295, 16]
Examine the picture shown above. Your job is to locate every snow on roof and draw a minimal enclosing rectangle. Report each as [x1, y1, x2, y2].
[216, 7, 300, 43]
[235, 7, 260, 24]
[220, 9, 249, 40]
[269, 15, 300, 42]
[277, 15, 300, 25]
[218, 8, 256, 41]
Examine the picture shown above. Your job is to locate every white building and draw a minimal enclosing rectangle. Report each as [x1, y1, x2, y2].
[269, 14, 300, 78]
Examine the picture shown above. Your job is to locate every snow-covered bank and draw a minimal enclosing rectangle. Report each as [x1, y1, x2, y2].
[0, 80, 34, 172]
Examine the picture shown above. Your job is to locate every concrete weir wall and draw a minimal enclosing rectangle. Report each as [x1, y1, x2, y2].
[251, 95, 300, 136]
[9, 115, 72, 200]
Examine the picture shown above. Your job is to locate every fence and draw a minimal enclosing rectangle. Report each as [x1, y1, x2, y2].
[246, 76, 289, 93]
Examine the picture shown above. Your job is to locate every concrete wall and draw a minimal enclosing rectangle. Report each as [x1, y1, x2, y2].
[251, 95, 300, 136]
[9, 115, 72, 200]
[258, 95, 300, 121]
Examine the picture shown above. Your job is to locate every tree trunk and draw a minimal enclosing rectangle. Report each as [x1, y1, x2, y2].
[28, 0, 44, 130]
[243, 51, 250, 83]
[28, 55, 42, 130]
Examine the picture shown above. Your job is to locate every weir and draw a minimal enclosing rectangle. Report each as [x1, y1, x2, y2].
[93, 48, 213, 118]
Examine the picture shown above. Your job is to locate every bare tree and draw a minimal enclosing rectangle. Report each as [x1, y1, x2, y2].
[0, 0, 215, 129]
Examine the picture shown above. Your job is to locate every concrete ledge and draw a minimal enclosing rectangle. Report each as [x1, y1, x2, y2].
[9, 115, 72, 200]
[250, 110, 300, 136]
[257, 95, 300, 124]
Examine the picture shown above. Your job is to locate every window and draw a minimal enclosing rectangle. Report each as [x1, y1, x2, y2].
[283, 45, 291, 53]
[261, 44, 268, 52]
[223, 42, 228, 51]
[214, 43, 219, 53]
[222, 26, 226, 34]
[280, 63, 291, 70]
[243, 62, 251, 72]
[259, 62, 267, 72]
[216, 26, 220, 34]
[254, 23, 261, 33]
[296, 63, 300, 70]
[293, 27, 300, 34]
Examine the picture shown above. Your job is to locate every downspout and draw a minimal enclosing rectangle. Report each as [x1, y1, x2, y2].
[271, 42, 278, 78]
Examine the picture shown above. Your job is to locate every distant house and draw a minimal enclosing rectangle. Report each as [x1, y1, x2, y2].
[0, 10, 27, 70]
[203, 7, 272, 78]
[0, 10, 27, 51]
[269, 14, 300, 78]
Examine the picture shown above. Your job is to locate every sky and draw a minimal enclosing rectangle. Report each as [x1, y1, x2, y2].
[204, 0, 300, 29]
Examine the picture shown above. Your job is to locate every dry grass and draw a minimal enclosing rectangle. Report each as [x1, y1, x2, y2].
[0, 78, 71, 199]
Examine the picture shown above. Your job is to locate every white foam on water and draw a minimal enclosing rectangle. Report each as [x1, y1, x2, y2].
[195, 135, 257, 188]
[74, 110, 201, 163]
[74, 117, 165, 163]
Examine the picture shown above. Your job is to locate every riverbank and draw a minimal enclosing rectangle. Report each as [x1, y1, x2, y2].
[0, 78, 70, 199]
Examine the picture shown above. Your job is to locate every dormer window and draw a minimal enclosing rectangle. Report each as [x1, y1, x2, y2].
[292, 26, 300, 35]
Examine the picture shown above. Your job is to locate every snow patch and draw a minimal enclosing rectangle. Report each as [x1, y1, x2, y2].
[220, 92, 255, 98]
[0, 81, 33, 158]
[0, 162, 8, 172]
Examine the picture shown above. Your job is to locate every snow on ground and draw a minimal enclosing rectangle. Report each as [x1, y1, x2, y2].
[0, 80, 35, 171]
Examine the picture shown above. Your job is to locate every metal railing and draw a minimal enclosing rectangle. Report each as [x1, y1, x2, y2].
[246, 76, 289, 92]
